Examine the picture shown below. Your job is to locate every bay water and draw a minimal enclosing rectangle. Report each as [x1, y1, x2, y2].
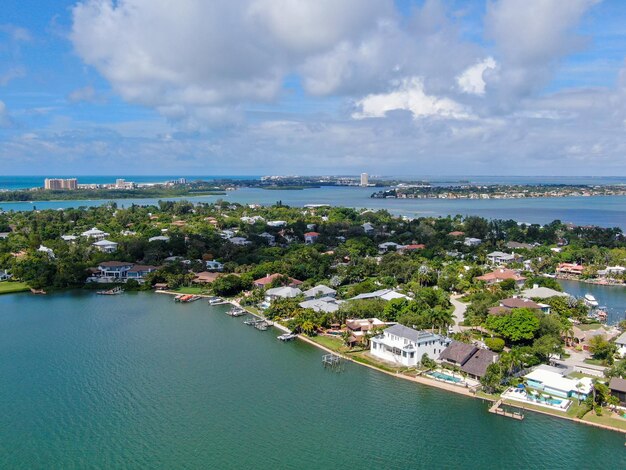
[0, 292, 623, 468]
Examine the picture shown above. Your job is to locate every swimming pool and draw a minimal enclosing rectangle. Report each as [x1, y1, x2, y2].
[428, 371, 462, 383]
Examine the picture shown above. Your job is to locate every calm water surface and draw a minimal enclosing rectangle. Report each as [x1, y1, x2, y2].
[1, 186, 626, 229]
[558, 279, 626, 325]
[0, 292, 624, 468]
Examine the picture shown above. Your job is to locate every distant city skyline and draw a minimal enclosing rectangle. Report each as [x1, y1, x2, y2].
[1, 1, 626, 176]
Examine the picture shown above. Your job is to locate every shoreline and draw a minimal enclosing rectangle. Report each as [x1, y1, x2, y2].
[96, 289, 626, 436]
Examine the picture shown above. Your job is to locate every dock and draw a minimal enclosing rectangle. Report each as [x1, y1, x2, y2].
[243, 317, 272, 331]
[226, 307, 247, 317]
[489, 399, 524, 420]
[322, 354, 343, 371]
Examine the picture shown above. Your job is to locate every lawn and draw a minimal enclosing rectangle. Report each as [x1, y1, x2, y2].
[0, 281, 30, 295]
[309, 335, 348, 353]
[583, 409, 626, 431]
[174, 286, 210, 295]
[576, 323, 603, 331]
[583, 358, 605, 366]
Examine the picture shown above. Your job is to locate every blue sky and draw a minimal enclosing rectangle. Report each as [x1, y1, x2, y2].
[1, 0, 626, 176]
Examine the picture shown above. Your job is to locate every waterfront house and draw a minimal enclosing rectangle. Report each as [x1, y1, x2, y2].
[299, 297, 342, 313]
[521, 285, 570, 300]
[81, 227, 109, 240]
[524, 366, 592, 400]
[91, 261, 134, 281]
[486, 251, 516, 265]
[349, 289, 410, 302]
[253, 273, 303, 289]
[303, 285, 337, 299]
[476, 268, 526, 287]
[126, 264, 157, 281]
[609, 377, 626, 405]
[345, 318, 389, 344]
[370, 324, 450, 367]
[556, 263, 585, 276]
[265, 286, 302, 302]
[0, 270, 11, 281]
[193, 271, 222, 284]
[205, 260, 224, 271]
[37, 245, 55, 258]
[597, 266, 626, 278]
[614, 332, 626, 358]
[438, 341, 498, 379]
[92, 239, 118, 253]
[304, 232, 320, 244]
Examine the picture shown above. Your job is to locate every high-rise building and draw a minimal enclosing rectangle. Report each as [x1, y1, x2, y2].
[44, 178, 77, 190]
[360, 173, 369, 187]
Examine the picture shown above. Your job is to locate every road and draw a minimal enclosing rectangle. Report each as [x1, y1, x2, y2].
[450, 295, 468, 333]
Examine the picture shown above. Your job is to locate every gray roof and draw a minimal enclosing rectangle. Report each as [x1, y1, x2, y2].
[461, 349, 498, 378]
[299, 297, 341, 313]
[303, 285, 336, 297]
[614, 331, 626, 345]
[439, 341, 476, 364]
[384, 324, 443, 344]
[609, 377, 626, 393]
[521, 286, 569, 299]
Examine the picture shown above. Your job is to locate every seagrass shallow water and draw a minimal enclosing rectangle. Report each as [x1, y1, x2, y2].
[0, 292, 624, 469]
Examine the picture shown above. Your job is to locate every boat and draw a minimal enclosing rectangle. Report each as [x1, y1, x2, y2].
[97, 286, 124, 295]
[584, 294, 598, 307]
[175, 294, 199, 303]
[208, 297, 223, 305]
[277, 333, 297, 341]
[226, 307, 246, 317]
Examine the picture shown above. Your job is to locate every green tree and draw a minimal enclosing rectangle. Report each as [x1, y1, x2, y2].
[484, 308, 540, 343]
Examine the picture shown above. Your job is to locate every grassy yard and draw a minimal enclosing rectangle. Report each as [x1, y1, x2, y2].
[308, 335, 349, 353]
[174, 286, 210, 295]
[576, 323, 603, 331]
[583, 409, 626, 431]
[583, 358, 605, 366]
[0, 281, 30, 295]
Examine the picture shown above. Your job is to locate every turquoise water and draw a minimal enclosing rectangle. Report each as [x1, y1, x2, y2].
[2, 186, 626, 229]
[428, 371, 462, 383]
[558, 279, 626, 325]
[0, 292, 624, 468]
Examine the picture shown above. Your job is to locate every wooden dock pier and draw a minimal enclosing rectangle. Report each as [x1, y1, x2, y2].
[489, 399, 524, 420]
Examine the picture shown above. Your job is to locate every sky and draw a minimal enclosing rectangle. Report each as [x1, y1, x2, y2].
[1, 0, 626, 176]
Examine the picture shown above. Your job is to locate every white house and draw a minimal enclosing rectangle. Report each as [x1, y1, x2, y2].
[615, 332, 626, 358]
[37, 245, 55, 258]
[486, 251, 516, 265]
[378, 241, 401, 253]
[264, 286, 302, 305]
[61, 235, 78, 242]
[370, 324, 450, 367]
[148, 235, 170, 242]
[267, 220, 287, 227]
[350, 289, 410, 302]
[92, 239, 118, 253]
[362, 222, 375, 234]
[220, 229, 237, 239]
[299, 297, 342, 313]
[240, 215, 265, 224]
[81, 227, 109, 240]
[524, 365, 592, 400]
[87, 261, 156, 284]
[464, 237, 482, 247]
[0, 269, 11, 281]
[303, 285, 337, 299]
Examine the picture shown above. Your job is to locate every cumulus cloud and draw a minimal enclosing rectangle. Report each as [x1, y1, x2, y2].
[353, 77, 470, 120]
[485, 0, 598, 102]
[457, 57, 497, 95]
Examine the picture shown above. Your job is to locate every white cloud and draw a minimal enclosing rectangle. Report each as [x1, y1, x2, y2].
[0, 101, 13, 127]
[353, 77, 470, 120]
[457, 57, 497, 95]
[67, 85, 100, 103]
[485, 0, 598, 101]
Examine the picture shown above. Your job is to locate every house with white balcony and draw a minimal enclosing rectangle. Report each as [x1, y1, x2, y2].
[486, 251, 516, 265]
[87, 261, 156, 284]
[370, 324, 450, 367]
[81, 227, 109, 241]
